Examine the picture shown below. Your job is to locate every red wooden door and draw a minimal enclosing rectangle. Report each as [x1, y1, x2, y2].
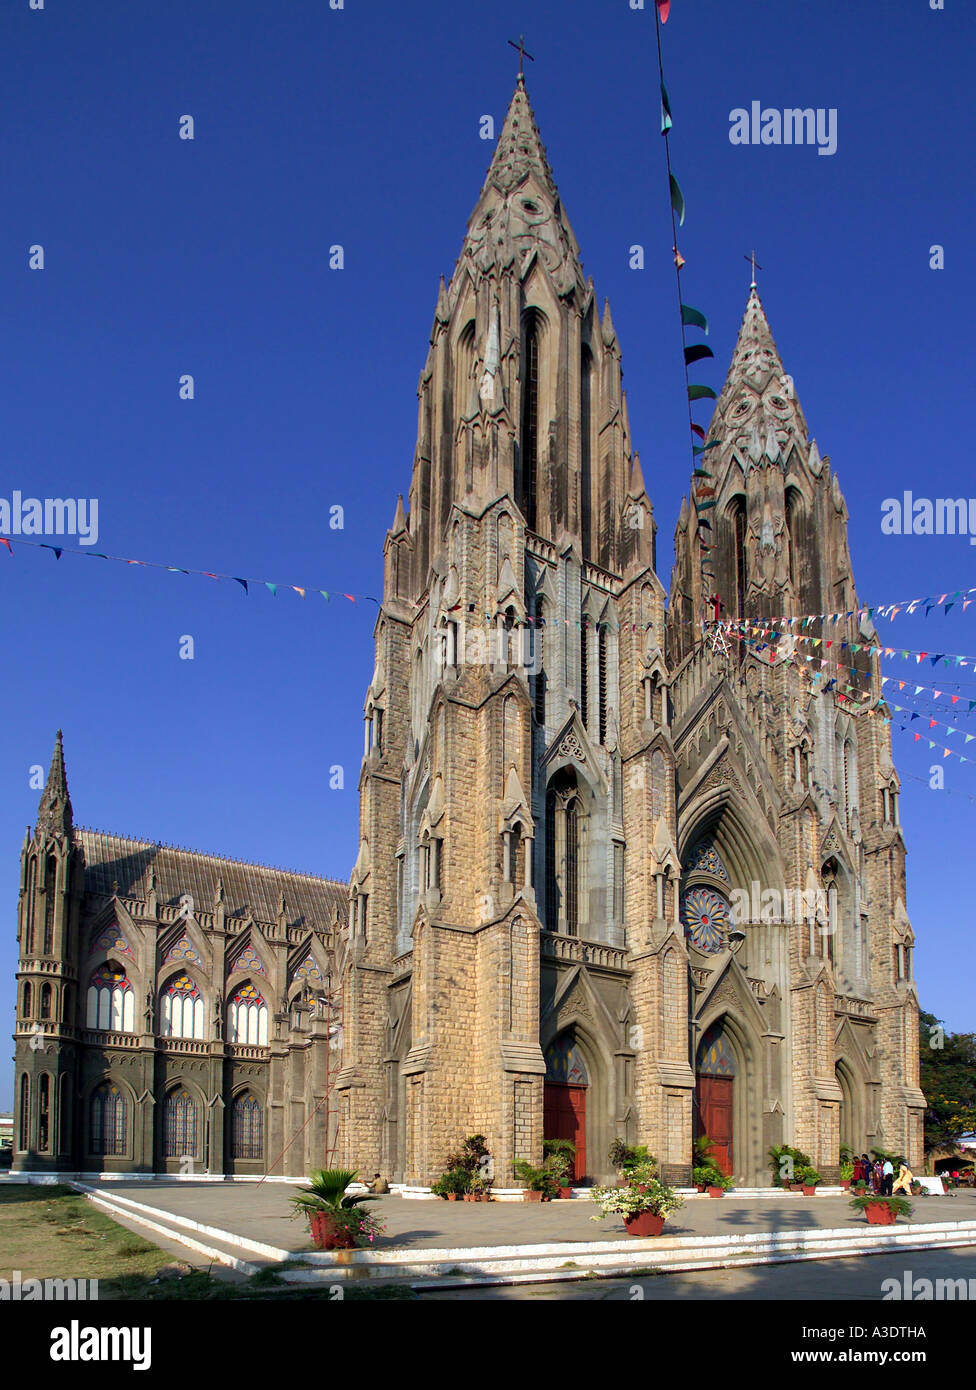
[544, 1082, 587, 1181]
[696, 1075, 734, 1175]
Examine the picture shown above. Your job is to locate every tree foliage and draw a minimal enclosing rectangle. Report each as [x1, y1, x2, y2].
[919, 1010, 976, 1154]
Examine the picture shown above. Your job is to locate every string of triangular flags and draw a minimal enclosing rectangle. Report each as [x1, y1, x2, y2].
[715, 588, 976, 629]
[730, 628, 976, 763]
[0, 534, 379, 606]
[715, 621, 976, 673]
[652, 0, 721, 614]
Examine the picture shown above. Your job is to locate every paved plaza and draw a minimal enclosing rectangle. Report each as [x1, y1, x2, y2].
[93, 1181, 976, 1255]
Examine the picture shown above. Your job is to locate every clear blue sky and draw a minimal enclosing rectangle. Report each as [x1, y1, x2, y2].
[2, 1, 973, 1108]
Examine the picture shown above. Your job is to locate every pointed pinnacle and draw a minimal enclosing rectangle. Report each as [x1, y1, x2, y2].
[482, 78, 556, 199]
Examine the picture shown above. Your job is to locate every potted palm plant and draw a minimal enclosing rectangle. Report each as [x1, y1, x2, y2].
[839, 1160, 855, 1190]
[590, 1174, 684, 1238]
[543, 1139, 577, 1198]
[849, 1193, 913, 1227]
[514, 1158, 560, 1201]
[289, 1169, 385, 1250]
[798, 1165, 822, 1196]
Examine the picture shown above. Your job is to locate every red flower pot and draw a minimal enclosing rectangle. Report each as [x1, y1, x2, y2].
[523, 1190, 543, 1202]
[696, 1184, 707, 1193]
[446, 1193, 458, 1201]
[309, 1212, 356, 1251]
[840, 1180, 851, 1189]
[707, 1186, 724, 1198]
[802, 1185, 817, 1196]
[790, 1183, 805, 1192]
[624, 1211, 666, 1238]
[864, 1201, 897, 1226]
[558, 1187, 573, 1199]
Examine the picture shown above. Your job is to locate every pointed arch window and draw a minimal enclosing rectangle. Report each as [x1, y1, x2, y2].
[43, 855, 57, 955]
[18, 1074, 30, 1151]
[90, 1081, 127, 1157]
[598, 624, 608, 745]
[22, 981, 33, 1020]
[25, 855, 37, 955]
[232, 1093, 263, 1161]
[580, 622, 590, 730]
[785, 488, 802, 592]
[163, 1086, 197, 1159]
[456, 319, 477, 419]
[38, 1072, 52, 1153]
[86, 963, 134, 1033]
[732, 499, 747, 621]
[40, 982, 53, 1020]
[545, 769, 585, 936]
[534, 597, 547, 725]
[159, 973, 206, 1040]
[519, 310, 540, 530]
[229, 983, 269, 1046]
[581, 346, 593, 556]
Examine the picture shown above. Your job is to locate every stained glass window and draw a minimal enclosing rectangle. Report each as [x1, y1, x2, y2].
[163, 1087, 196, 1158]
[90, 922, 134, 959]
[86, 963, 135, 1033]
[228, 983, 268, 1046]
[160, 973, 205, 1040]
[232, 1093, 263, 1160]
[91, 1081, 127, 1156]
[684, 837, 730, 883]
[680, 885, 730, 954]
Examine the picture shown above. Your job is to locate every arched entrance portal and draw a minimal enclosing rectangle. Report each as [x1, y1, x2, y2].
[695, 1020, 737, 1176]
[543, 1035, 588, 1181]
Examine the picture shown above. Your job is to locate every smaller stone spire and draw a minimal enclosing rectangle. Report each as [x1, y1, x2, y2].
[391, 494, 407, 535]
[36, 729, 73, 840]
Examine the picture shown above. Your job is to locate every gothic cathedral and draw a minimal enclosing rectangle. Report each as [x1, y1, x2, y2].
[13, 77, 923, 1185]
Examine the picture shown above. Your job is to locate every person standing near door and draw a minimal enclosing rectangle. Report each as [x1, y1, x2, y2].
[882, 1158, 894, 1196]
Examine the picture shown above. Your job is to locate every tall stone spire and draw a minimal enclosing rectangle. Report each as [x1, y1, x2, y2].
[36, 729, 73, 841]
[669, 287, 856, 661]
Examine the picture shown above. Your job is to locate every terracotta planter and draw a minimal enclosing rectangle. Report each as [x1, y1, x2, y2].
[840, 1180, 851, 1190]
[558, 1187, 573, 1199]
[864, 1201, 897, 1226]
[624, 1210, 665, 1238]
[522, 1190, 543, 1202]
[462, 1193, 475, 1202]
[446, 1193, 458, 1201]
[696, 1184, 707, 1193]
[802, 1185, 818, 1196]
[707, 1186, 724, 1198]
[309, 1212, 356, 1251]
[790, 1183, 805, 1192]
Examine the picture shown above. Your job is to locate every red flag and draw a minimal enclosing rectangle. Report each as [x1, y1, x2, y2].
[0, 538, 12, 554]
[657, 0, 671, 21]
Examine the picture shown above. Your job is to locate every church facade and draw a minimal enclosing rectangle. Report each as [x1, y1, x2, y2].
[12, 77, 923, 1185]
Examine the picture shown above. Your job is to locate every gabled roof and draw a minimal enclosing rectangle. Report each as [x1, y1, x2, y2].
[73, 827, 347, 930]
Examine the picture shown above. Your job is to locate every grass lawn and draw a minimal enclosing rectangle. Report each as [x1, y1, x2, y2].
[0, 1184, 176, 1285]
[0, 1186, 415, 1299]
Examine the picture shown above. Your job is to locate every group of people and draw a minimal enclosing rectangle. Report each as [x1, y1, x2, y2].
[851, 1153, 913, 1195]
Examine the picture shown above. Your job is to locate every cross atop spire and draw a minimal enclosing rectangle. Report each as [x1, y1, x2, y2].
[744, 249, 762, 289]
[507, 33, 534, 80]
